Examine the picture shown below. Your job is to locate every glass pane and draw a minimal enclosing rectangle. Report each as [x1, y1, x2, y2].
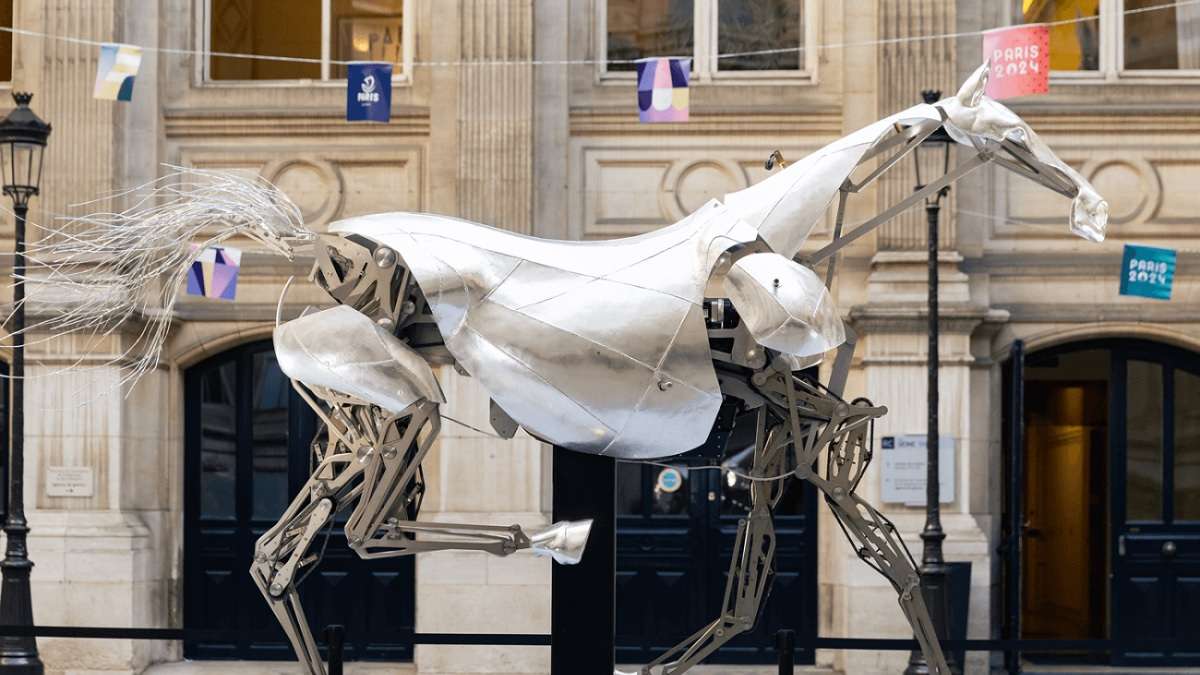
[200, 361, 237, 520]
[1175, 369, 1200, 520]
[1012, 0, 1100, 71]
[1127, 359, 1163, 521]
[1124, 0, 1200, 69]
[606, 0, 694, 72]
[252, 352, 290, 520]
[331, 0, 405, 79]
[616, 462, 645, 515]
[717, 0, 803, 71]
[651, 466, 689, 515]
[210, 0, 321, 80]
[0, 1, 12, 83]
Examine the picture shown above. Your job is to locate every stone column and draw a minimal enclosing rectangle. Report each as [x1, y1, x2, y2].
[417, 2, 545, 674]
[823, 3, 993, 673]
[12, 1, 172, 673]
[456, 0, 534, 234]
[876, 0, 957, 251]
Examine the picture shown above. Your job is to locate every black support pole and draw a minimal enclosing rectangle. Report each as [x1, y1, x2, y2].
[1005, 340, 1025, 675]
[551, 447, 615, 675]
[905, 201, 957, 675]
[0, 202, 42, 673]
[323, 625, 344, 675]
[777, 629, 795, 675]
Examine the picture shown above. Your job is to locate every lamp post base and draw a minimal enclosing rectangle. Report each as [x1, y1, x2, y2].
[903, 563, 957, 675]
[0, 521, 43, 674]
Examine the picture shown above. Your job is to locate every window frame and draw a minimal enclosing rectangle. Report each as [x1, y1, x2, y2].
[1042, 0, 1200, 83]
[596, 0, 818, 85]
[199, 0, 414, 87]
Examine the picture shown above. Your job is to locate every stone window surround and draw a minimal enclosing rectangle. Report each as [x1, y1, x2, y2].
[593, 0, 820, 86]
[194, 0, 416, 87]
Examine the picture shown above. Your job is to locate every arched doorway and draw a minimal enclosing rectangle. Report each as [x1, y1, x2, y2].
[1005, 338, 1200, 667]
[183, 340, 414, 661]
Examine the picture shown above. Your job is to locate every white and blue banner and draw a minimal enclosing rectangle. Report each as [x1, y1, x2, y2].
[346, 62, 392, 123]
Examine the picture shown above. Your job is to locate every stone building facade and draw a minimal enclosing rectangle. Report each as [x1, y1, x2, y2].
[1, 1, 1197, 674]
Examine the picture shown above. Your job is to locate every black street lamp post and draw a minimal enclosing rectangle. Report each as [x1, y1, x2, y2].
[0, 91, 50, 674]
[904, 89, 956, 675]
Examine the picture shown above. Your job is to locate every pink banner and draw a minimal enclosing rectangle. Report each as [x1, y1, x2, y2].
[983, 25, 1050, 100]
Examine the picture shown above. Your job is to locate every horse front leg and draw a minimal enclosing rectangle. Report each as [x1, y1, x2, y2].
[810, 401, 951, 675]
[251, 442, 363, 675]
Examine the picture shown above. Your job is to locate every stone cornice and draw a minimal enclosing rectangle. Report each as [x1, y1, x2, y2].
[848, 304, 1007, 335]
[1004, 108, 1200, 134]
[568, 109, 842, 136]
[997, 303, 1200, 323]
[164, 108, 431, 138]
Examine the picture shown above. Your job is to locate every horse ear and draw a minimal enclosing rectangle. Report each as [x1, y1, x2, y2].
[956, 61, 990, 107]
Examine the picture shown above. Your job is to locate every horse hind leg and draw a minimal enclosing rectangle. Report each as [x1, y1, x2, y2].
[342, 399, 593, 562]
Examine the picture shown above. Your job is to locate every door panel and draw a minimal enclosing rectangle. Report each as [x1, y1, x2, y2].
[1112, 344, 1200, 666]
[184, 342, 415, 661]
[616, 411, 817, 666]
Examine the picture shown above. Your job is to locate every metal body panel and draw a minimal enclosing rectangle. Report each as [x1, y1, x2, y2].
[725, 253, 845, 358]
[274, 305, 445, 413]
[723, 103, 943, 258]
[332, 200, 755, 459]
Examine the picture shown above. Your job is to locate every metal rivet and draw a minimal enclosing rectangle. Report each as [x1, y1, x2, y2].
[356, 446, 375, 463]
[657, 378, 673, 391]
[377, 317, 394, 330]
[382, 446, 398, 460]
[374, 247, 397, 268]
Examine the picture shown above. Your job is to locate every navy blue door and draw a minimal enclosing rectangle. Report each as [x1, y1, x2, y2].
[1111, 342, 1200, 665]
[615, 410, 817, 665]
[183, 341, 415, 660]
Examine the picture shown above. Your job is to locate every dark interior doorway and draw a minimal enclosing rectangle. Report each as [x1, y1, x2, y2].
[1007, 338, 1200, 666]
[1022, 348, 1109, 646]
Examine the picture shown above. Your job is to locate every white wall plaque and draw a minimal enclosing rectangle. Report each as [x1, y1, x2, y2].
[880, 435, 954, 506]
[46, 466, 94, 498]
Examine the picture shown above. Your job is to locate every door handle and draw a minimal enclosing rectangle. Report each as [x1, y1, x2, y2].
[1118, 534, 1126, 557]
[1162, 540, 1177, 558]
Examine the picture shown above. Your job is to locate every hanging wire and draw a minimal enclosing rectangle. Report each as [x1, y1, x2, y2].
[0, 0, 1191, 69]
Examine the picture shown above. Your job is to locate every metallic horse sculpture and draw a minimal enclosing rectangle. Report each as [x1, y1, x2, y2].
[30, 63, 1104, 675]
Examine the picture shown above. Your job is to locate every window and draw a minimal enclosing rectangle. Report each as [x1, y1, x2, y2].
[1011, 0, 1200, 77]
[0, 0, 11, 83]
[602, 0, 812, 81]
[207, 0, 411, 82]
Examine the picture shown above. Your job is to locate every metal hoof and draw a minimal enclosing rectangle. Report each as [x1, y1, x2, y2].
[529, 518, 592, 565]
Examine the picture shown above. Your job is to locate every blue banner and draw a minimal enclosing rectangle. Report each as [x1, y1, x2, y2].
[346, 62, 392, 123]
[1120, 243, 1176, 300]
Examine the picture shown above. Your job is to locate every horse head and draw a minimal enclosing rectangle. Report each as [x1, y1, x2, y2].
[938, 61, 1109, 242]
